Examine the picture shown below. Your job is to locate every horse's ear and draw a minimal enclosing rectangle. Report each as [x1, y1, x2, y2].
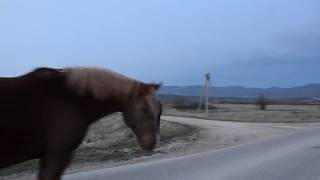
[138, 83, 161, 96]
[151, 83, 161, 91]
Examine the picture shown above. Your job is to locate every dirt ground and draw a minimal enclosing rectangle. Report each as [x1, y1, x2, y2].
[2, 104, 320, 180]
[161, 104, 320, 154]
[163, 116, 320, 153]
[0, 113, 198, 180]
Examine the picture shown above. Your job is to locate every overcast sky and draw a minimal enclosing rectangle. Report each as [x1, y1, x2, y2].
[0, 0, 319, 87]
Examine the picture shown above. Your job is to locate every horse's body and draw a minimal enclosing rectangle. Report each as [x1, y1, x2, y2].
[0, 67, 161, 180]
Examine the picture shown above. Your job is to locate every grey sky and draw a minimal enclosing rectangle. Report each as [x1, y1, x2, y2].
[0, 0, 319, 87]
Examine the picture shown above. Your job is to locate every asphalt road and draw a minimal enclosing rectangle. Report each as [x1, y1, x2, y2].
[64, 121, 320, 180]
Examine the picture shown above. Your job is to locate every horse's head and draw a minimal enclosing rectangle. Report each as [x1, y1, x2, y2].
[123, 83, 162, 151]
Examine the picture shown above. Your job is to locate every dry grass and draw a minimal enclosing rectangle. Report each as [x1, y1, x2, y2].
[0, 113, 197, 180]
[165, 104, 320, 123]
[4, 104, 319, 179]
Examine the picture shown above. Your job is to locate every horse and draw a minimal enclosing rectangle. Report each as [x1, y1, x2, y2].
[0, 67, 162, 180]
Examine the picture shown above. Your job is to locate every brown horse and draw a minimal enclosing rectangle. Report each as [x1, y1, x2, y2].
[0, 67, 162, 180]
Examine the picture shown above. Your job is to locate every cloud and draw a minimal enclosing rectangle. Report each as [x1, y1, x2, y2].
[234, 22, 320, 66]
[274, 22, 320, 59]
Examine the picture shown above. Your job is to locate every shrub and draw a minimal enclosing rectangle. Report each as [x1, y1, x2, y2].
[255, 94, 268, 110]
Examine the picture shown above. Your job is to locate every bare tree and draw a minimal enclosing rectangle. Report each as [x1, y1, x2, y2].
[255, 94, 267, 110]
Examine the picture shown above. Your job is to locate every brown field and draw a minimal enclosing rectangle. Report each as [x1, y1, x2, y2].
[165, 104, 320, 123]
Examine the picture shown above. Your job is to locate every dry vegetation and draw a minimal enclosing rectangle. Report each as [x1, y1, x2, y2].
[2, 104, 320, 180]
[165, 104, 320, 123]
[0, 113, 198, 180]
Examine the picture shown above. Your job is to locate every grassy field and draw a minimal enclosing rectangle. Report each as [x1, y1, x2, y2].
[0, 113, 198, 179]
[2, 104, 320, 179]
[165, 104, 320, 123]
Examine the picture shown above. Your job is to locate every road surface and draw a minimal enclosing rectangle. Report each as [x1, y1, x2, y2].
[64, 117, 320, 180]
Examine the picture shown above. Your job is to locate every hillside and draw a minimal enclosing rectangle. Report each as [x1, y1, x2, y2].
[158, 84, 320, 98]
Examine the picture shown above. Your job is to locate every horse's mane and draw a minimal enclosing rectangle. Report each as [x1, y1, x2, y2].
[64, 67, 139, 100]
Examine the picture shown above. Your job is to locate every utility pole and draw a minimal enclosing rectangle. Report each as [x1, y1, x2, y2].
[198, 73, 212, 114]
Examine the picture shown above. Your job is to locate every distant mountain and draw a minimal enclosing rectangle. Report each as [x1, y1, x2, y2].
[158, 84, 320, 98]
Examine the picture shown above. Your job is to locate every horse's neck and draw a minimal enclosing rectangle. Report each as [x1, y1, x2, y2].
[66, 70, 138, 104]
[80, 81, 138, 123]
[80, 96, 124, 124]
[107, 79, 138, 106]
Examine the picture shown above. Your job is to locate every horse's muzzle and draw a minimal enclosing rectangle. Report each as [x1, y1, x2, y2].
[139, 135, 157, 151]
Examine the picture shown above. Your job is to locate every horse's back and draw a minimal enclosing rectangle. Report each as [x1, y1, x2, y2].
[0, 77, 35, 128]
[0, 77, 49, 168]
[0, 77, 26, 129]
[0, 70, 83, 169]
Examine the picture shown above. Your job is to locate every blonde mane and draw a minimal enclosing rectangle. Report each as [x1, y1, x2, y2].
[64, 67, 139, 100]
